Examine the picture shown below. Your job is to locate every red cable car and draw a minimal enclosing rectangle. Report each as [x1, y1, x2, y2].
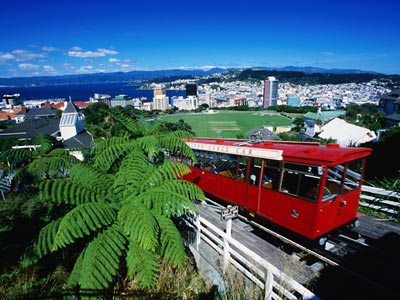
[180, 138, 372, 245]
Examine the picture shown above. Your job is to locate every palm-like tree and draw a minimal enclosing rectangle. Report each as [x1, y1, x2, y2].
[28, 109, 205, 291]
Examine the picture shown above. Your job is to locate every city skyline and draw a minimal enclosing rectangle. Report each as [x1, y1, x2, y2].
[1, 0, 400, 78]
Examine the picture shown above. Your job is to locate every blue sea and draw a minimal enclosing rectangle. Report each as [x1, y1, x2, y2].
[0, 82, 186, 102]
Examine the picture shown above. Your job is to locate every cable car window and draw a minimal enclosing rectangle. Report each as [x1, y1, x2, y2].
[326, 164, 345, 201]
[262, 159, 281, 190]
[344, 159, 363, 192]
[237, 156, 247, 182]
[218, 154, 238, 178]
[250, 158, 262, 185]
[325, 159, 364, 201]
[193, 151, 205, 168]
[281, 162, 323, 202]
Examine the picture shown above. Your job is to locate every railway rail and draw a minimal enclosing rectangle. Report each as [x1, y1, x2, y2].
[198, 197, 400, 299]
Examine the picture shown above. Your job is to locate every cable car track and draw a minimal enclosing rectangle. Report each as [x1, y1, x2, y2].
[198, 197, 399, 298]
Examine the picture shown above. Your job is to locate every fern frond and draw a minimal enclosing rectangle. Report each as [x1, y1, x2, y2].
[39, 179, 106, 205]
[112, 148, 149, 198]
[110, 107, 145, 136]
[78, 224, 127, 289]
[66, 247, 86, 288]
[68, 164, 114, 196]
[52, 203, 117, 251]
[20, 218, 62, 267]
[32, 134, 53, 154]
[133, 135, 161, 155]
[118, 202, 159, 251]
[134, 186, 198, 217]
[92, 136, 134, 172]
[28, 155, 76, 179]
[158, 216, 187, 267]
[158, 131, 196, 160]
[0, 148, 34, 164]
[34, 218, 62, 259]
[138, 161, 191, 189]
[126, 240, 160, 289]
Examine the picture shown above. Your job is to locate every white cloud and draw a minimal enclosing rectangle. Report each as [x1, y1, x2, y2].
[77, 65, 95, 73]
[43, 65, 56, 72]
[0, 52, 15, 63]
[70, 46, 82, 51]
[68, 48, 118, 58]
[18, 63, 40, 70]
[98, 48, 118, 55]
[121, 64, 131, 68]
[109, 57, 120, 63]
[42, 46, 58, 52]
[12, 49, 46, 61]
[68, 50, 106, 58]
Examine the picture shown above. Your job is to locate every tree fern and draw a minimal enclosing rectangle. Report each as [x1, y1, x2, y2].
[113, 148, 150, 198]
[157, 216, 186, 268]
[110, 106, 145, 137]
[32, 134, 54, 154]
[52, 202, 117, 251]
[39, 179, 104, 205]
[25, 112, 206, 293]
[118, 201, 159, 252]
[67, 247, 86, 288]
[27, 149, 79, 179]
[19, 218, 63, 268]
[126, 240, 160, 289]
[34, 218, 62, 260]
[68, 164, 113, 196]
[92, 135, 134, 172]
[134, 185, 200, 217]
[78, 224, 127, 289]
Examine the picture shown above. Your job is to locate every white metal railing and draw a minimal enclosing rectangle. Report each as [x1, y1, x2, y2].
[187, 215, 320, 300]
[360, 185, 400, 217]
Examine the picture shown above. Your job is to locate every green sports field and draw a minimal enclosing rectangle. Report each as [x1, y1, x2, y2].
[160, 111, 293, 138]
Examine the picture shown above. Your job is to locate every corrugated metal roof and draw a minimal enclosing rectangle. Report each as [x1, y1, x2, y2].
[318, 118, 376, 146]
[304, 111, 345, 122]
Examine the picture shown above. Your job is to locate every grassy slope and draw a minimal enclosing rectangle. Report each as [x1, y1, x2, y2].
[160, 111, 292, 138]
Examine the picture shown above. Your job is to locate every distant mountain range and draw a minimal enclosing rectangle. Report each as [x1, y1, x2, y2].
[0, 66, 383, 87]
[255, 66, 380, 74]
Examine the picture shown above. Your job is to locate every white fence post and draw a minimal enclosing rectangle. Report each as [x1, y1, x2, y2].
[195, 217, 201, 250]
[264, 268, 273, 300]
[223, 218, 232, 271]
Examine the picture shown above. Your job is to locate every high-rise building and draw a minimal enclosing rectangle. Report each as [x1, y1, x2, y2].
[185, 84, 197, 97]
[263, 77, 279, 108]
[153, 84, 169, 111]
[153, 84, 166, 97]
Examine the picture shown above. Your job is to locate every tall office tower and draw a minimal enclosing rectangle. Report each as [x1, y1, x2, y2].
[153, 84, 166, 97]
[263, 77, 279, 108]
[185, 84, 198, 97]
[153, 84, 169, 111]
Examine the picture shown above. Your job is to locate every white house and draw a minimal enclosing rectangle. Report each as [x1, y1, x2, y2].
[318, 118, 376, 146]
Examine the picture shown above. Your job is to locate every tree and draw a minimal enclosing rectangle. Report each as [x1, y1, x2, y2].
[83, 102, 110, 125]
[292, 116, 305, 132]
[24, 108, 205, 291]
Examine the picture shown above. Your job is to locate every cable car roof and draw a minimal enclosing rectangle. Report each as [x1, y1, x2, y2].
[185, 138, 372, 165]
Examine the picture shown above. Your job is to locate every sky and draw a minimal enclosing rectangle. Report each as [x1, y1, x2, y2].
[1, 0, 400, 78]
